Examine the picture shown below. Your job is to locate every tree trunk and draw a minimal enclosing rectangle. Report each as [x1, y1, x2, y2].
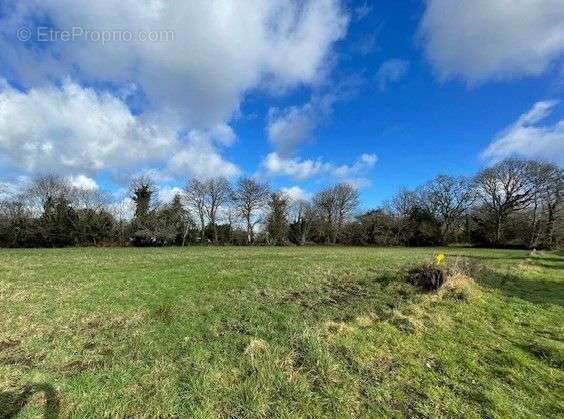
[495, 214, 503, 246]
[246, 216, 252, 245]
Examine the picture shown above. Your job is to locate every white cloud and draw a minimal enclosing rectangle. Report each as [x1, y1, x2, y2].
[376, 59, 409, 90]
[69, 175, 98, 191]
[1, 0, 349, 127]
[262, 153, 331, 180]
[482, 100, 564, 164]
[0, 1, 349, 184]
[0, 80, 239, 180]
[261, 152, 377, 182]
[266, 76, 363, 154]
[168, 131, 241, 179]
[280, 186, 312, 202]
[419, 0, 564, 83]
[156, 186, 184, 204]
[267, 95, 337, 155]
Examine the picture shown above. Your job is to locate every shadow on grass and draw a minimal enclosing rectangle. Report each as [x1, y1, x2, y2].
[450, 254, 526, 262]
[0, 383, 59, 419]
[477, 269, 564, 308]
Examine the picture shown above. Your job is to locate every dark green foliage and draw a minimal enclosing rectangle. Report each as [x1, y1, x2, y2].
[267, 192, 289, 246]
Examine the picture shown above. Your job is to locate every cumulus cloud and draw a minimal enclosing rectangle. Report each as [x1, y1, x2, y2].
[168, 131, 241, 179]
[376, 59, 409, 90]
[69, 175, 99, 191]
[0, 1, 349, 184]
[419, 0, 564, 83]
[261, 152, 377, 183]
[482, 100, 564, 164]
[280, 186, 313, 202]
[0, 0, 349, 127]
[0, 80, 239, 180]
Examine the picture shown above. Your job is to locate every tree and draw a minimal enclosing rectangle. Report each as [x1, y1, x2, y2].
[356, 209, 397, 246]
[185, 178, 207, 243]
[422, 175, 476, 244]
[333, 183, 360, 243]
[388, 190, 440, 246]
[232, 177, 270, 244]
[160, 194, 194, 246]
[73, 189, 114, 246]
[314, 183, 359, 244]
[130, 176, 154, 220]
[26, 176, 77, 247]
[27, 175, 71, 206]
[202, 177, 232, 244]
[267, 192, 289, 246]
[129, 176, 157, 246]
[474, 158, 536, 245]
[288, 199, 314, 245]
[527, 162, 563, 248]
[0, 200, 36, 247]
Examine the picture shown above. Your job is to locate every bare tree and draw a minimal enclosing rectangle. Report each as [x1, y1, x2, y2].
[27, 174, 72, 214]
[109, 197, 134, 246]
[474, 158, 536, 245]
[185, 178, 207, 243]
[232, 177, 270, 244]
[313, 187, 336, 243]
[184, 178, 206, 243]
[422, 175, 476, 244]
[203, 177, 232, 244]
[313, 183, 359, 244]
[528, 162, 563, 248]
[333, 183, 360, 242]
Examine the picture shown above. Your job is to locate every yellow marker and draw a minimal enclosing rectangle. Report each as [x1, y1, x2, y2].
[435, 253, 445, 265]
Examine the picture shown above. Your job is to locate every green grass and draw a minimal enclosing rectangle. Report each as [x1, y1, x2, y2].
[0, 247, 562, 418]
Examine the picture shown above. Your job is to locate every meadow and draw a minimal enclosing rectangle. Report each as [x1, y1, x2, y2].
[0, 246, 562, 418]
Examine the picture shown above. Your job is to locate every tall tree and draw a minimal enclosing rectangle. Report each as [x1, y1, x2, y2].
[313, 183, 359, 244]
[528, 162, 563, 248]
[422, 175, 476, 244]
[474, 158, 536, 245]
[203, 177, 232, 244]
[161, 194, 194, 246]
[232, 177, 270, 244]
[185, 178, 207, 243]
[130, 176, 154, 220]
[333, 183, 360, 243]
[267, 192, 289, 246]
[288, 199, 314, 246]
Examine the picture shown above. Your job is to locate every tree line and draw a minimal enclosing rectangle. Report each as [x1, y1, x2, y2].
[0, 158, 561, 249]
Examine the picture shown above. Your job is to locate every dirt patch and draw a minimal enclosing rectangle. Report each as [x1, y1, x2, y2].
[283, 280, 373, 309]
[0, 339, 21, 351]
[60, 360, 101, 377]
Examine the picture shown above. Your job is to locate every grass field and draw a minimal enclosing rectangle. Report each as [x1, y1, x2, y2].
[0, 247, 563, 418]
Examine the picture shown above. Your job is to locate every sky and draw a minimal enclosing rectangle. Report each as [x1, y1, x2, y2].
[0, 0, 563, 209]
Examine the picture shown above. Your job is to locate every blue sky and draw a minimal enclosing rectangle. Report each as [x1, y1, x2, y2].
[0, 0, 563, 209]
